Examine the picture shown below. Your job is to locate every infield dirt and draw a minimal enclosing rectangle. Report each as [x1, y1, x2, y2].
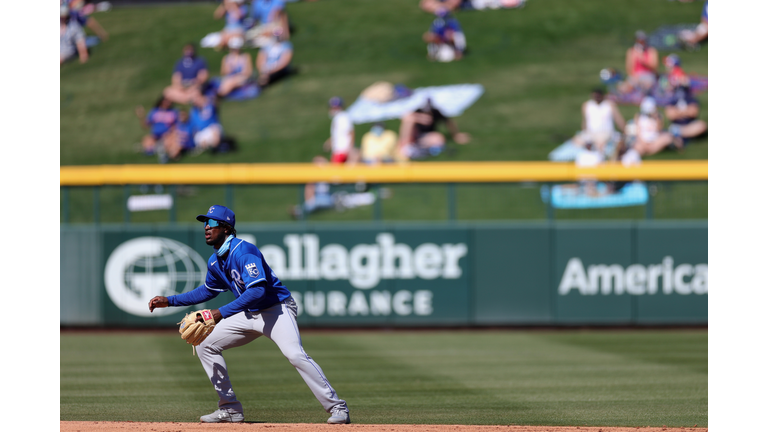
[60, 422, 706, 432]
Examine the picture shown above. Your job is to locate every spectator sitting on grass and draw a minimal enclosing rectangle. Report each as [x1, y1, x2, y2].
[664, 83, 707, 149]
[618, 31, 658, 95]
[214, 0, 249, 50]
[361, 122, 399, 165]
[247, 0, 290, 46]
[634, 84, 707, 157]
[663, 54, 689, 89]
[163, 43, 209, 105]
[135, 96, 179, 161]
[60, 5, 88, 64]
[255, 27, 294, 87]
[570, 88, 625, 155]
[68, 0, 109, 41]
[217, 36, 253, 97]
[190, 93, 223, 152]
[424, 8, 466, 62]
[398, 98, 470, 160]
[626, 97, 665, 158]
[679, 1, 707, 48]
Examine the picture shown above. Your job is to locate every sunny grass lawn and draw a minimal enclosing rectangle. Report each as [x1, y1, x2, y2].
[60, 0, 707, 223]
[60, 329, 707, 427]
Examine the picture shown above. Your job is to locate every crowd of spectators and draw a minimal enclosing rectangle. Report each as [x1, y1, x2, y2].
[563, 1, 707, 170]
[136, 42, 230, 163]
[65, 0, 707, 210]
[134, 0, 302, 163]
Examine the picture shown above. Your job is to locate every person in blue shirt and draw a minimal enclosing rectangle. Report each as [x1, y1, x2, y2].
[246, 0, 290, 47]
[423, 8, 466, 61]
[68, 0, 109, 41]
[135, 96, 179, 161]
[214, 0, 250, 50]
[217, 36, 253, 97]
[255, 28, 294, 87]
[190, 93, 223, 151]
[163, 44, 210, 104]
[60, 5, 88, 64]
[148, 205, 351, 424]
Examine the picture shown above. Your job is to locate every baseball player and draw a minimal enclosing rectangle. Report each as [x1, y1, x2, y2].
[148, 205, 350, 424]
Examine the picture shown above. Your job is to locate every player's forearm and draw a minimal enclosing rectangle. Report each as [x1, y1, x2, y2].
[168, 284, 219, 307]
[218, 284, 266, 318]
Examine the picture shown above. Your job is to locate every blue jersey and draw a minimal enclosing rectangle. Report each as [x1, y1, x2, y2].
[264, 40, 293, 71]
[169, 237, 291, 318]
[173, 56, 209, 86]
[146, 107, 178, 138]
[190, 102, 220, 133]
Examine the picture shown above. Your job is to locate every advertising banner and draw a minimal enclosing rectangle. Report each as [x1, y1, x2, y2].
[61, 222, 707, 327]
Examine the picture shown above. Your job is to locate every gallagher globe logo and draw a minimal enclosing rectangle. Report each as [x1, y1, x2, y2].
[104, 237, 207, 317]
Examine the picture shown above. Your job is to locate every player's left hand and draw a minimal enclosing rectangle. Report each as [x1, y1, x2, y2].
[179, 309, 218, 348]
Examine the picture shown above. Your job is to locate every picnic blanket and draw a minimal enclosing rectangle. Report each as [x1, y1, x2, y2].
[346, 84, 484, 124]
[548, 136, 621, 162]
[607, 73, 708, 106]
[541, 182, 648, 209]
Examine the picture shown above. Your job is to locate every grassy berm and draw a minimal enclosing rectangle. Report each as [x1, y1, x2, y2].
[60, 0, 707, 223]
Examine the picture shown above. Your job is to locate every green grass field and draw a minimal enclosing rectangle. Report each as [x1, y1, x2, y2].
[60, 330, 707, 427]
[60, 0, 708, 223]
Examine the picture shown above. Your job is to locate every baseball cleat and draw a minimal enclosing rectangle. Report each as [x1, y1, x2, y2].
[327, 405, 351, 424]
[200, 408, 244, 423]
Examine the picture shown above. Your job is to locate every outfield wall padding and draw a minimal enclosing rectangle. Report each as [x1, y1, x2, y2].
[60, 221, 707, 327]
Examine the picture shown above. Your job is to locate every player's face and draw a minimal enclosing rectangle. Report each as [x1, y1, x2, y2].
[204, 219, 228, 248]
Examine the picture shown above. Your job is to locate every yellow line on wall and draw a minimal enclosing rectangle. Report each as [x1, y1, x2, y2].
[60, 161, 708, 186]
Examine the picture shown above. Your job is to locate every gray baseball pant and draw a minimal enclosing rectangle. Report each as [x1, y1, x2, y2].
[194, 296, 347, 414]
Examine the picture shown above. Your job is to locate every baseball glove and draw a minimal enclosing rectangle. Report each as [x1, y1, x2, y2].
[178, 309, 216, 351]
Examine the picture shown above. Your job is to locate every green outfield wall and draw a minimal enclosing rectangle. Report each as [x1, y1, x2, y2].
[60, 221, 707, 327]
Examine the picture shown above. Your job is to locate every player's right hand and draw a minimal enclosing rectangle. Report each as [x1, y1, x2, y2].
[148, 296, 169, 312]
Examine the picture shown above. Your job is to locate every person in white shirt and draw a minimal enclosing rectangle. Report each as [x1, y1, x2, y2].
[571, 88, 626, 154]
[323, 97, 357, 164]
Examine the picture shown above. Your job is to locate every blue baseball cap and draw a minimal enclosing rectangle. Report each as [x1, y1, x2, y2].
[664, 53, 681, 68]
[196, 205, 236, 228]
[328, 96, 344, 108]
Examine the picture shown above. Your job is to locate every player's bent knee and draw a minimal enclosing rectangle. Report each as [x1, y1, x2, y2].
[283, 351, 310, 367]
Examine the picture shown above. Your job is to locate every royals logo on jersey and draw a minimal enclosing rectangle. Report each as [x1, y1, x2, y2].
[245, 263, 260, 278]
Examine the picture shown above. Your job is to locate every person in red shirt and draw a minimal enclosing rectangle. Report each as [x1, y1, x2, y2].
[619, 31, 659, 94]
